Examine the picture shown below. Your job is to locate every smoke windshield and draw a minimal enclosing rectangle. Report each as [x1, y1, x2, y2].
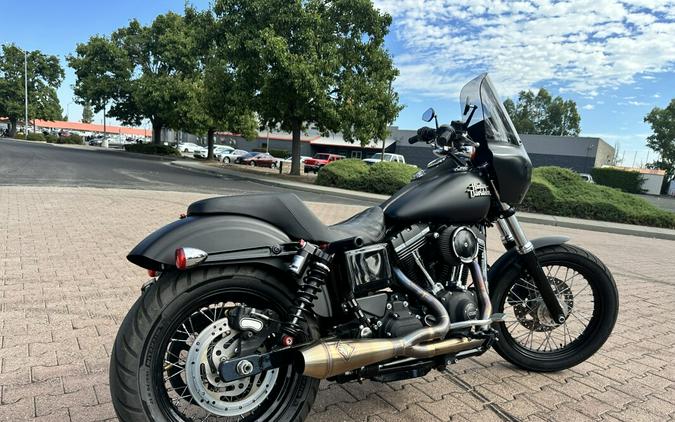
[460, 74, 521, 145]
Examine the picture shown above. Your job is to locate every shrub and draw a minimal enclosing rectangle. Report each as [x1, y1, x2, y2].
[44, 134, 59, 143]
[56, 134, 83, 144]
[124, 143, 181, 156]
[521, 166, 675, 228]
[316, 159, 419, 194]
[251, 148, 289, 158]
[591, 167, 645, 193]
[316, 159, 370, 190]
[366, 161, 420, 195]
[26, 132, 45, 141]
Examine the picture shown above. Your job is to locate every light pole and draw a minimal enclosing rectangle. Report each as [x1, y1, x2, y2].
[24, 49, 28, 139]
[66, 102, 73, 122]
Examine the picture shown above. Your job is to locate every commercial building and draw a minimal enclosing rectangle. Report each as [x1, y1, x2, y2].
[519, 135, 615, 174]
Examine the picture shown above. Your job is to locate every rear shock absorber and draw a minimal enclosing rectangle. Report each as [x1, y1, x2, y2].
[284, 241, 333, 340]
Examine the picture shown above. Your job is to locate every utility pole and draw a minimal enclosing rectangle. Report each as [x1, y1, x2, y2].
[632, 151, 638, 168]
[24, 49, 28, 139]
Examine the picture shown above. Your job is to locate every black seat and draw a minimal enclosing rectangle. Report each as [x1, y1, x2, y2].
[187, 193, 385, 245]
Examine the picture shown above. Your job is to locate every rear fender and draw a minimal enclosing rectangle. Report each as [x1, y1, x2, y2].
[127, 215, 334, 317]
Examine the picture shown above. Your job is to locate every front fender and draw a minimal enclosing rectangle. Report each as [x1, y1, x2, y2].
[487, 236, 570, 284]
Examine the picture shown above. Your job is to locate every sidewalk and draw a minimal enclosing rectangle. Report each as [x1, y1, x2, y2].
[171, 160, 675, 241]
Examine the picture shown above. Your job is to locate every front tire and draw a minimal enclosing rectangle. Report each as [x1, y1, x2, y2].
[110, 266, 319, 421]
[490, 244, 618, 372]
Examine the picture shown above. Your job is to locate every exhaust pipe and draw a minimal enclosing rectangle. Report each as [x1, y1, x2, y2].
[300, 267, 485, 379]
[301, 336, 484, 379]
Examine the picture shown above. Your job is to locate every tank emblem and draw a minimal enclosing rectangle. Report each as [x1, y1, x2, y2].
[336, 341, 355, 361]
[466, 182, 491, 198]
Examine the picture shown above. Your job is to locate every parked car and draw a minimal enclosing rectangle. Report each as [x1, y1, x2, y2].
[221, 149, 250, 163]
[283, 155, 311, 164]
[363, 153, 406, 165]
[177, 142, 202, 153]
[238, 152, 281, 167]
[192, 146, 209, 159]
[303, 153, 345, 173]
[579, 173, 595, 183]
[213, 146, 235, 160]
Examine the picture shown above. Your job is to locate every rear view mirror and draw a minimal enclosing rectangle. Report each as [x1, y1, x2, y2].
[422, 107, 436, 122]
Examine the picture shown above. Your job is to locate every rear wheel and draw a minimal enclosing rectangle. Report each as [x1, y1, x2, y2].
[110, 266, 319, 421]
[249, 161, 256, 167]
[491, 244, 618, 372]
[224, 157, 230, 164]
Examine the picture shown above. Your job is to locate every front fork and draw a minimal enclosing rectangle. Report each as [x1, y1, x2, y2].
[496, 211, 567, 324]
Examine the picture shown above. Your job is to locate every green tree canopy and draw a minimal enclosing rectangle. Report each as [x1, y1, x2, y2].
[81, 101, 94, 123]
[504, 88, 580, 136]
[0, 44, 64, 137]
[645, 99, 675, 189]
[68, 13, 201, 143]
[213, 0, 402, 174]
[182, 7, 258, 159]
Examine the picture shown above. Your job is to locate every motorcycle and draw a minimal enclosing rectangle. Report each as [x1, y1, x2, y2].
[110, 74, 619, 421]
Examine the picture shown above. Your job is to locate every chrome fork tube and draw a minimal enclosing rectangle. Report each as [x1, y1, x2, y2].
[498, 204, 533, 255]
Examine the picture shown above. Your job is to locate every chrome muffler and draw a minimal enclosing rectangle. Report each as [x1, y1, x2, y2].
[300, 267, 486, 379]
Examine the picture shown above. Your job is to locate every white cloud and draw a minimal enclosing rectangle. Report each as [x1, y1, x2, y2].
[618, 100, 650, 106]
[653, 93, 661, 98]
[375, 0, 675, 98]
[582, 104, 595, 110]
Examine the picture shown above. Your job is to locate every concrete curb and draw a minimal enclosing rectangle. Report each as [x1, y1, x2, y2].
[172, 160, 675, 241]
[170, 161, 390, 203]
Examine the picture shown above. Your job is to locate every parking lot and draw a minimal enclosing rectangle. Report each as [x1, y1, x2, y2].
[0, 185, 674, 421]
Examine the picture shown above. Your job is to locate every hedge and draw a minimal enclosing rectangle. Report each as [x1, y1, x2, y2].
[521, 167, 675, 228]
[56, 134, 83, 144]
[252, 148, 289, 158]
[26, 132, 45, 141]
[316, 159, 419, 195]
[124, 143, 181, 156]
[591, 167, 645, 193]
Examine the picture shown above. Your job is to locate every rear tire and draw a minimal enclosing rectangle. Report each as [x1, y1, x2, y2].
[110, 266, 319, 421]
[490, 244, 618, 372]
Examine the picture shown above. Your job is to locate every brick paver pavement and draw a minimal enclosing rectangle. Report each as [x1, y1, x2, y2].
[0, 186, 674, 421]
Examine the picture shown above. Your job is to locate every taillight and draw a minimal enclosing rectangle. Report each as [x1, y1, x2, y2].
[175, 248, 187, 269]
[147, 269, 158, 277]
[175, 247, 208, 270]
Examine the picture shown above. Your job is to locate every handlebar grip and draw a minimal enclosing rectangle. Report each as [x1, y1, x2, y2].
[417, 126, 436, 142]
[408, 135, 420, 144]
[436, 126, 456, 147]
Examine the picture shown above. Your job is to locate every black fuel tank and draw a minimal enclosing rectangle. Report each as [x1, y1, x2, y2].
[381, 159, 491, 224]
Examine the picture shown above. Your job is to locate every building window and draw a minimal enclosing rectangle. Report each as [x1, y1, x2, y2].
[351, 151, 362, 159]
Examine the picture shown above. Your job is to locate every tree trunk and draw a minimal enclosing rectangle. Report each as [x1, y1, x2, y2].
[290, 120, 302, 176]
[8, 117, 17, 138]
[207, 128, 215, 160]
[152, 122, 162, 145]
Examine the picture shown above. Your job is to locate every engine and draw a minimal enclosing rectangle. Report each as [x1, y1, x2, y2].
[348, 223, 485, 340]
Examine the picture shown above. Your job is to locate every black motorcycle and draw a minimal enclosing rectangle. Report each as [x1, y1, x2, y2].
[110, 74, 619, 421]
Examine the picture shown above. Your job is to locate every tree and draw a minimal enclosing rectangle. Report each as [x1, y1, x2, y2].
[213, 0, 402, 174]
[68, 13, 201, 144]
[504, 88, 580, 136]
[182, 7, 258, 159]
[81, 101, 94, 123]
[644, 100, 675, 192]
[0, 44, 64, 137]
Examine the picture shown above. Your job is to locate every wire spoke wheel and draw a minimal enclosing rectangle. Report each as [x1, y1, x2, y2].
[160, 302, 278, 421]
[491, 245, 618, 372]
[503, 265, 594, 352]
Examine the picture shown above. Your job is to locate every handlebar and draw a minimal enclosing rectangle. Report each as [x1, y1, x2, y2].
[408, 126, 436, 144]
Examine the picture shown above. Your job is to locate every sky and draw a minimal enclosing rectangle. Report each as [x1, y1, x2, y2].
[2, 0, 674, 166]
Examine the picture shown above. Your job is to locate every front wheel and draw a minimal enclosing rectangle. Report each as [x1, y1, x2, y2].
[110, 266, 319, 421]
[491, 244, 618, 372]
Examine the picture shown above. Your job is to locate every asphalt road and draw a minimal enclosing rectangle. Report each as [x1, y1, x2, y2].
[0, 138, 376, 206]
